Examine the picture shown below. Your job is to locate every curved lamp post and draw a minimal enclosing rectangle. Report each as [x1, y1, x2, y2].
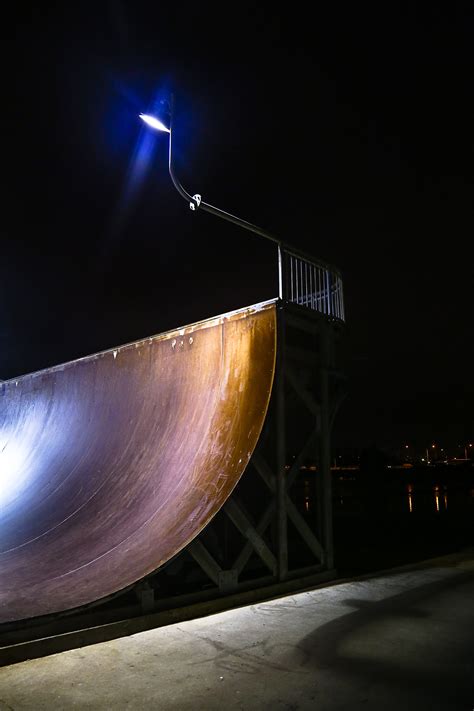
[139, 96, 281, 247]
[139, 96, 345, 324]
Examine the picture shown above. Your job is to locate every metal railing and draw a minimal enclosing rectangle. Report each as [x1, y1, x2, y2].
[278, 244, 345, 321]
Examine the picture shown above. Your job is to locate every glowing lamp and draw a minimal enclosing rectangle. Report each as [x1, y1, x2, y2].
[139, 113, 170, 133]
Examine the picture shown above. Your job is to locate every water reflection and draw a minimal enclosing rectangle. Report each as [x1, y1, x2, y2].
[298, 471, 470, 517]
[304, 479, 310, 513]
[434, 485, 440, 512]
[405, 483, 449, 514]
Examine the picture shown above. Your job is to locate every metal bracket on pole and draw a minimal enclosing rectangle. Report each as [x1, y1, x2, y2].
[190, 194, 201, 211]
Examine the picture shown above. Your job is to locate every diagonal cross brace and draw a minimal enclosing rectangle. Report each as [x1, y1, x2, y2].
[224, 498, 277, 575]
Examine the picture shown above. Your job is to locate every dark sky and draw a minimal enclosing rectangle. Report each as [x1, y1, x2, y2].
[1, 3, 473, 453]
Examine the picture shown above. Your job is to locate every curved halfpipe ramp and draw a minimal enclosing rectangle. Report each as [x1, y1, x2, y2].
[0, 300, 277, 624]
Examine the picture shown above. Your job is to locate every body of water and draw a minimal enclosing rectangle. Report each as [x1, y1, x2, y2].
[295, 462, 474, 575]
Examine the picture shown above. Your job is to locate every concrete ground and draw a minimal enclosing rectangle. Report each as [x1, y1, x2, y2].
[0, 551, 473, 710]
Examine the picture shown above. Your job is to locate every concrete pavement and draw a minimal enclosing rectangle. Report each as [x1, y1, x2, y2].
[0, 550, 473, 710]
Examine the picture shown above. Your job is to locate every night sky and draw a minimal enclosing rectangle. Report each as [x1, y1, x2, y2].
[1, 3, 473, 453]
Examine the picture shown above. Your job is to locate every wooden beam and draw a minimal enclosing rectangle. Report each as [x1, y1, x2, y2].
[233, 501, 275, 575]
[277, 307, 288, 580]
[286, 430, 318, 492]
[251, 452, 276, 493]
[224, 498, 277, 575]
[285, 494, 324, 561]
[186, 540, 221, 586]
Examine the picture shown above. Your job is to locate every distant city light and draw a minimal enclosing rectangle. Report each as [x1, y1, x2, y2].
[139, 114, 170, 133]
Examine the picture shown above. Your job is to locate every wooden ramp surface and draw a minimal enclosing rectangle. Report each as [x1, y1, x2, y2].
[0, 301, 277, 623]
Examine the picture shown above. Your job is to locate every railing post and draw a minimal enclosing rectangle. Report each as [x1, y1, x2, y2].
[278, 243, 283, 300]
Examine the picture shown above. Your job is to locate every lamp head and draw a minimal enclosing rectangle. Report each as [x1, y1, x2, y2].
[139, 113, 170, 133]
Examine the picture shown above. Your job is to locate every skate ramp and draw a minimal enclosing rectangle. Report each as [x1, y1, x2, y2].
[0, 300, 277, 623]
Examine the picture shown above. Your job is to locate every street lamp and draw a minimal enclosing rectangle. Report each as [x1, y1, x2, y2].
[138, 95, 347, 322]
[139, 96, 281, 247]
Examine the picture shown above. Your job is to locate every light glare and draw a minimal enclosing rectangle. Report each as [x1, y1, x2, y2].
[0, 435, 32, 508]
[139, 113, 170, 133]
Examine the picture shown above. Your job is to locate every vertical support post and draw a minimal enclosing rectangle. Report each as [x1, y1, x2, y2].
[276, 305, 288, 580]
[320, 322, 334, 569]
[278, 243, 283, 300]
